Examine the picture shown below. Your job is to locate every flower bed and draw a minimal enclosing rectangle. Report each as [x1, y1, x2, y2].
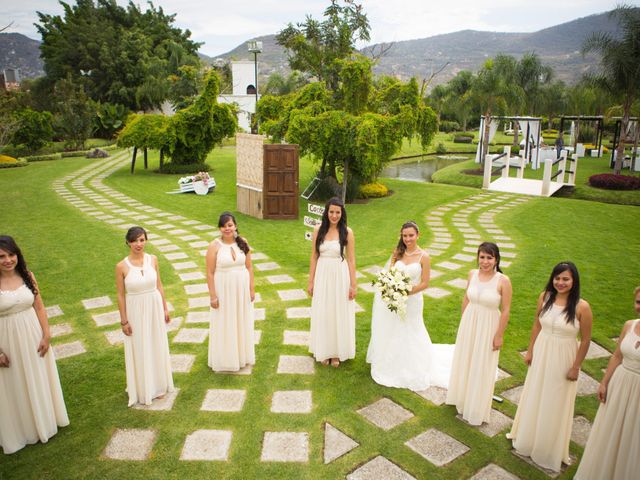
[588, 173, 640, 190]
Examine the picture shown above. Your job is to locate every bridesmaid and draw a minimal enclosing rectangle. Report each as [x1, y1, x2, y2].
[308, 197, 356, 367]
[575, 286, 640, 480]
[446, 242, 512, 425]
[507, 261, 593, 472]
[0, 235, 69, 454]
[207, 212, 255, 372]
[115, 226, 174, 406]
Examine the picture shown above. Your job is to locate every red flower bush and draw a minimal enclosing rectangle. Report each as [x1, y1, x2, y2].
[588, 173, 640, 190]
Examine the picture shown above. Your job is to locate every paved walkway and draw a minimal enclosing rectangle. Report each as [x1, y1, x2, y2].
[45, 151, 609, 478]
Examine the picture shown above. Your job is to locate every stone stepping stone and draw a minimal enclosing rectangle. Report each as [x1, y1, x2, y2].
[486, 229, 504, 234]
[497, 368, 511, 381]
[133, 389, 180, 411]
[571, 416, 592, 447]
[199, 249, 208, 256]
[429, 211, 445, 216]
[469, 463, 521, 480]
[405, 428, 469, 466]
[429, 249, 444, 257]
[164, 252, 188, 260]
[158, 244, 180, 253]
[255, 262, 280, 271]
[457, 409, 513, 437]
[283, 330, 310, 346]
[251, 307, 265, 321]
[156, 224, 177, 230]
[251, 252, 268, 261]
[50, 323, 73, 338]
[194, 224, 215, 231]
[452, 253, 476, 263]
[82, 295, 112, 310]
[46, 305, 64, 318]
[92, 310, 121, 327]
[577, 371, 599, 396]
[186, 311, 210, 323]
[446, 278, 468, 289]
[424, 287, 451, 299]
[168, 215, 186, 221]
[187, 295, 211, 308]
[286, 307, 311, 319]
[347, 455, 416, 480]
[359, 283, 377, 293]
[494, 235, 512, 241]
[261, 432, 309, 462]
[430, 227, 449, 232]
[182, 220, 201, 226]
[173, 328, 209, 344]
[103, 428, 156, 460]
[277, 289, 307, 301]
[151, 238, 171, 246]
[463, 233, 482, 240]
[357, 398, 414, 431]
[166, 316, 183, 332]
[172, 261, 198, 270]
[253, 292, 262, 303]
[189, 241, 209, 248]
[184, 283, 209, 295]
[465, 239, 481, 246]
[429, 269, 444, 279]
[266, 274, 294, 284]
[217, 364, 253, 375]
[586, 341, 611, 359]
[179, 271, 206, 281]
[171, 354, 196, 373]
[415, 386, 447, 406]
[510, 449, 575, 478]
[362, 265, 383, 276]
[501, 385, 523, 405]
[430, 243, 451, 250]
[458, 228, 477, 233]
[53, 341, 86, 360]
[104, 329, 125, 346]
[463, 246, 478, 254]
[253, 329, 262, 345]
[501, 251, 517, 259]
[501, 261, 512, 268]
[437, 261, 462, 270]
[179, 234, 200, 241]
[146, 220, 162, 225]
[497, 242, 516, 249]
[169, 229, 189, 235]
[277, 355, 314, 375]
[354, 302, 364, 313]
[271, 390, 312, 413]
[201, 389, 246, 412]
[180, 429, 232, 461]
[324, 423, 359, 464]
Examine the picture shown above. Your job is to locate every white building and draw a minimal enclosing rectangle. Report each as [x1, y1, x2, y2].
[218, 61, 260, 133]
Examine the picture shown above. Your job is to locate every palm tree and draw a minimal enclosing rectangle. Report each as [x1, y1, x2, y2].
[583, 4, 640, 174]
[470, 55, 523, 162]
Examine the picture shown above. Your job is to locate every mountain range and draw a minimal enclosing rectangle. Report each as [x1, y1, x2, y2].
[1, 10, 621, 87]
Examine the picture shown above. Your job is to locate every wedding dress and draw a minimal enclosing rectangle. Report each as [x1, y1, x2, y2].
[366, 258, 454, 391]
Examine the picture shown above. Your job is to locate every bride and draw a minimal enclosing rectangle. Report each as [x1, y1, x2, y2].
[366, 221, 452, 391]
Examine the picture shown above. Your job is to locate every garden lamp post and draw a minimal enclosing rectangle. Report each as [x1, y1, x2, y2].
[247, 40, 262, 133]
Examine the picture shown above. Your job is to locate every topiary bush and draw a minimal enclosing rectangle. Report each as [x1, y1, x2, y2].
[589, 173, 640, 190]
[24, 153, 61, 162]
[158, 162, 210, 175]
[359, 182, 389, 198]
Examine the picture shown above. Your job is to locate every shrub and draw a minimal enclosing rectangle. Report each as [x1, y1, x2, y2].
[86, 148, 109, 158]
[359, 182, 389, 198]
[588, 173, 640, 190]
[61, 150, 90, 158]
[0, 154, 27, 168]
[510, 145, 520, 155]
[578, 125, 596, 143]
[11, 108, 54, 153]
[454, 136, 473, 144]
[542, 129, 558, 136]
[436, 142, 447, 154]
[439, 120, 460, 133]
[158, 162, 210, 175]
[25, 153, 61, 162]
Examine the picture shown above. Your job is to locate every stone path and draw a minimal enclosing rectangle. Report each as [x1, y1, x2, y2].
[47, 150, 608, 477]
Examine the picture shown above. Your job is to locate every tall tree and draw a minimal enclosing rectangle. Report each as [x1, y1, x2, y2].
[36, 0, 200, 111]
[513, 53, 553, 145]
[276, 0, 370, 94]
[583, 4, 640, 174]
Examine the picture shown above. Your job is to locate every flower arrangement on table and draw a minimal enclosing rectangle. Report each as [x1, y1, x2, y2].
[372, 267, 413, 318]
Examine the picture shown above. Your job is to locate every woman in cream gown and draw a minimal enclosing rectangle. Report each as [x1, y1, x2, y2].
[0, 235, 69, 454]
[116, 227, 174, 407]
[207, 212, 255, 372]
[308, 197, 356, 367]
[367, 221, 453, 391]
[575, 287, 640, 480]
[507, 261, 592, 473]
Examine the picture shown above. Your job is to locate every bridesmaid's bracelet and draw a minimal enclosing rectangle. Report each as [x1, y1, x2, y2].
[120, 321, 129, 326]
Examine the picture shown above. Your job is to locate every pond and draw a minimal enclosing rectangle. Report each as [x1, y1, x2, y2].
[382, 155, 470, 182]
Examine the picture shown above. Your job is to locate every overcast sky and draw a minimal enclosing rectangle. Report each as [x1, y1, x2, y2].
[2, 0, 625, 57]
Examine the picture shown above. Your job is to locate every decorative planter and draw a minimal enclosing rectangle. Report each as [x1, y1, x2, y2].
[193, 180, 209, 195]
[179, 182, 194, 192]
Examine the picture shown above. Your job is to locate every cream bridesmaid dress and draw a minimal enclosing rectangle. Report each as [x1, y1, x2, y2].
[446, 269, 503, 425]
[123, 254, 174, 406]
[507, 303, 580, 472]
[309, 240, 355, 362]
[575, 319, 640, 480]
[208, 240, 255, 372]
[0, 284, 69, 454]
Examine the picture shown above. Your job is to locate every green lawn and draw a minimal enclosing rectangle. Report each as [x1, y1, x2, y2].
[0, 147, 638, 479]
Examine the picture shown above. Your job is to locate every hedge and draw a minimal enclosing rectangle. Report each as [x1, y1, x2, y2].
[588, 173, 640, 190]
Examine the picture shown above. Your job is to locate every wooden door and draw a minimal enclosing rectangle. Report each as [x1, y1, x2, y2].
[263, 144, 299, 219]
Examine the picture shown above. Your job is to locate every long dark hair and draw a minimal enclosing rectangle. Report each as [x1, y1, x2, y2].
[315, 197, 348, 260]
[0, 235, 38, 295]
[392, 221, 419, 265]
[477, 241, 503, 273]
[218, 212, 250, 254]
[540, 261, 581, 324]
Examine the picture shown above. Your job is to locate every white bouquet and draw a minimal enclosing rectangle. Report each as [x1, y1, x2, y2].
[372, 267, 412, 318]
